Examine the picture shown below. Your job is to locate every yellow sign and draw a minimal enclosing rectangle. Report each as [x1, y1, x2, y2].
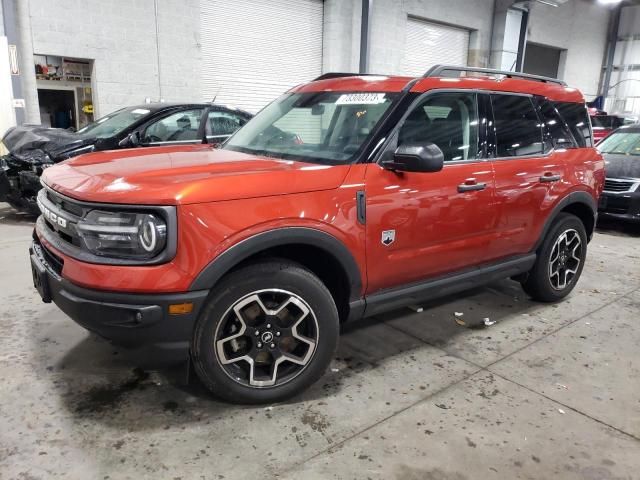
[82, 104, 94, 114]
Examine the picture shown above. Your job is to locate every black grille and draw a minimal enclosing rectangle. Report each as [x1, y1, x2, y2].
[46, 190, 84, 217]
[33, 235, 64, 276]
[604, 196, 630, 214]
[603, 179, 634, 192]
[39, 188, 85, 248]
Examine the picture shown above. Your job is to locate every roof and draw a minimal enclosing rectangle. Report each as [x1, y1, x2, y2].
[122, 102, 252, 116]
[295, 72, 584, 103]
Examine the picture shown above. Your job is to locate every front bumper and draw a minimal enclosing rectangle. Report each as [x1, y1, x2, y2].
[598, 190, 640, 223]
[29, 237, 209, 365]
[0, 165, 41, 214]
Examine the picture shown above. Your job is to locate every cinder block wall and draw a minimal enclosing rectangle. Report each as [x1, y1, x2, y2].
[28, 0, 201, 117]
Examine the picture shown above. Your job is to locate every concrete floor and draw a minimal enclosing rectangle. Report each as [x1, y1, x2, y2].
[0, 203, 639, 480]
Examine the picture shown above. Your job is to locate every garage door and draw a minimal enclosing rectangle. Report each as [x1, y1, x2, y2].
[201, 0, 323, 113]
[402, 17, 469, 77]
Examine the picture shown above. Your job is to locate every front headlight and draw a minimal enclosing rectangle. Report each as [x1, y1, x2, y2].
[76, 210, 167, 259]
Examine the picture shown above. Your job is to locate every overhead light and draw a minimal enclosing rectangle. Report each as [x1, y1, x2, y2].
[597, 0, 623, 4]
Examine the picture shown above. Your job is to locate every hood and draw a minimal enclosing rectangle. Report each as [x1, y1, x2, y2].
[41, 146, 351, 205]
[2, 125, 95, 163]
[603, 153, 640, 179]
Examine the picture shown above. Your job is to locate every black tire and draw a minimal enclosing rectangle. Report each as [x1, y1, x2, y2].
[521, 213, 587, 302]
[191, 260, 339, 404]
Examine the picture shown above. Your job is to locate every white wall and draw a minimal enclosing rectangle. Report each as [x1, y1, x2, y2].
[0, 36, 16, 140]
[28, 0, 201, 117]
[606, 5, 640, 115]
[526, 0, 609, 100]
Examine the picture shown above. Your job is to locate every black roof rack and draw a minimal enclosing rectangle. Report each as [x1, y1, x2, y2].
[423, 65, 567, 86]
[313, 72, 387, 81]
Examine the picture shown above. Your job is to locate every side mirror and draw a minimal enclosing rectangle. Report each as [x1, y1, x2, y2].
[118, 131, 140, 148]
[382, 142, 444, 173]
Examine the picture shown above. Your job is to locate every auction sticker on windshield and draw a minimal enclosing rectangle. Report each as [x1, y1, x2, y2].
[336, 93, 387, 105]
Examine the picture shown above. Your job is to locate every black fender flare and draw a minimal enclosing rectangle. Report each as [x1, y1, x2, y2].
[188, 227, 363, 301]
[533, 191, 597, 251]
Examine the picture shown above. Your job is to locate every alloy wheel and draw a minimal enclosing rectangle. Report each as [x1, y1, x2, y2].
[214, 289, 319, 388]
[548, 228, 582, 290]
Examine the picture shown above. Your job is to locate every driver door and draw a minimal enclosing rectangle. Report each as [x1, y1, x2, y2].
[365, 91, 499, 294]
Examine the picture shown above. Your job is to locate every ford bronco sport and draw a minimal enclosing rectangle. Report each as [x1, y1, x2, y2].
[30, 65, 604, 404]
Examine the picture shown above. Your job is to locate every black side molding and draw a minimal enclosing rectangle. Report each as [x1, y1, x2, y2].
[356, 190, 366, 225]
[189, 227, 363, 301]
[362, 254, 536, 319]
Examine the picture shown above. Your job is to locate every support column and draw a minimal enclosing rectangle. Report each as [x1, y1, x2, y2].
[12, 0, 39, 124]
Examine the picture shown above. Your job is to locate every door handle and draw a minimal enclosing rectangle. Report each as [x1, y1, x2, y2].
[540, 172, 562, 183]
[457, 181, 487, 192]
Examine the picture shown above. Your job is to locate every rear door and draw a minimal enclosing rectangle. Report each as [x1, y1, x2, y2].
[488, 93, 567, 257]
[139, 108, 207, 147]
[204, 107, 250, 146]
[364, 91, 499, 294]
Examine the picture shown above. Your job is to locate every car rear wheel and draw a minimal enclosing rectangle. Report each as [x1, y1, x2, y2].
[191, 260, 339, 404]
[521, 213, 587, 302]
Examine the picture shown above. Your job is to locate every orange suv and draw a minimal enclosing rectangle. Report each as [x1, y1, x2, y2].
[30, 66, 604, 403]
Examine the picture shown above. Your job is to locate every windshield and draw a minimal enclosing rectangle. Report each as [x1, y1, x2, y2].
[76, 107, 152, 139]
[224, 92, 397, 164]
[597, 131, 640, 155]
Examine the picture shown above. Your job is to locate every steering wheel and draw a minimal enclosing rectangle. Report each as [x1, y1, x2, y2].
[145, 134, 163, 143]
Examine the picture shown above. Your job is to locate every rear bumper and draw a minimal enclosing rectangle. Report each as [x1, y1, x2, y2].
[30, 238, 209, 365]
[598, 191, 640, 223]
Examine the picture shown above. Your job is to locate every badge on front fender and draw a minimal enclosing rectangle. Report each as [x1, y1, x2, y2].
[381, 230, 396, 246]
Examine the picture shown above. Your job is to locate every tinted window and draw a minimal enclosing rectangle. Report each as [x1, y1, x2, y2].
[206, 110, 248, 139]
[77, 107, 151, 139]
[143, 109, 204, 143]
[398, 92, 480, 162]
[538, 99, 574, 151]
[491, 95, 543, 157]
[555, 102, 592, 148]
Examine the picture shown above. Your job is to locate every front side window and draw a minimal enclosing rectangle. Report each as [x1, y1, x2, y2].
[224, 92, 396, 165]
[597, 131, 640, 155]
[555, 102, 593, 148]
[206, 110, 248, 139]
[143, 108, 204, 143]
[398, 92, 480, 162]
[77, 107, 151, 139]
[491, 94, 543, 157]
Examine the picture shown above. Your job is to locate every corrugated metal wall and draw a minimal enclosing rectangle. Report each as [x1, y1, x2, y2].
[201, 0, 324, 113]
[402, 17, 469, 77]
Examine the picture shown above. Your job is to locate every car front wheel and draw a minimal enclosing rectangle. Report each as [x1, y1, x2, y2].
[191, 260, 339, 404]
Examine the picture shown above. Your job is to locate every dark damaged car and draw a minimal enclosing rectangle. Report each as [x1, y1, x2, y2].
[0, 102, 252, 214]
[597, 124, 640, 223]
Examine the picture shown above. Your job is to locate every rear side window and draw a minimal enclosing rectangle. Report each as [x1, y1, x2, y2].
[554, 102, 593, 148]
[491, 94, 543, 157]
[538, 99, 574, 151]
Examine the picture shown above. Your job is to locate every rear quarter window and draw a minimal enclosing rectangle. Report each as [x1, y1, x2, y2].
[538, 99, 574, 152]
[554, 102, 593, 148]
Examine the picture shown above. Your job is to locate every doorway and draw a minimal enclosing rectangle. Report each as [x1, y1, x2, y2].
[523, 43, 563, 79]
[37, 89, 76, 129]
